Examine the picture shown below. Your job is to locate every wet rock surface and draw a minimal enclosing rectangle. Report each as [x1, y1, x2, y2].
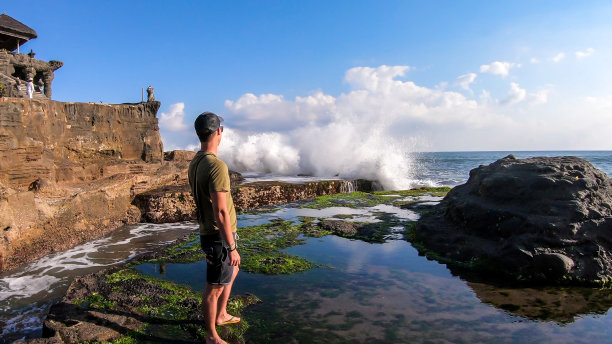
[320, 219, 359, 236]
[416, 155, 612, 285]
[134, 179, 377, 223]
[14, 250, 259, 344]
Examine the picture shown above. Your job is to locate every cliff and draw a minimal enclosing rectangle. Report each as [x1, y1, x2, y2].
[0, 98, 168, 272]
[0, 98, 163, 189]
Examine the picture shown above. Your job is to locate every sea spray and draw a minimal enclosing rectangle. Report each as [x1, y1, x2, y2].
[219, 126, 418, 190]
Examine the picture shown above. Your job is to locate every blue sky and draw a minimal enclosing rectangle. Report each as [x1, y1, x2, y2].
[3, 1, 612, 185]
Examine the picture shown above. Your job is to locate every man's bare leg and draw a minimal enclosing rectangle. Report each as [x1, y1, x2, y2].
[216, 267, 241, 325]
[203, 284, 227, 344]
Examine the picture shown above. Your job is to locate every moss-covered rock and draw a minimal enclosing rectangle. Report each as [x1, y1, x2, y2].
[299, 187, 450, 209]
[38, 266, 260, 344]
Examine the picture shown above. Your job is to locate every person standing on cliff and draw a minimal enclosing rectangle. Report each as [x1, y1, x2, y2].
[188, 112, 241, 344]
[26, 78, 34, 98]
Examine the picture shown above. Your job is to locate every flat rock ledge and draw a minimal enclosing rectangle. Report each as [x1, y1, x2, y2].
[416, 155, 612, 285]
[133, 179, 377, 223]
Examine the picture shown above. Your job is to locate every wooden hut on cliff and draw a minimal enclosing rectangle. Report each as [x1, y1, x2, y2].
[0, 13, 38, 52]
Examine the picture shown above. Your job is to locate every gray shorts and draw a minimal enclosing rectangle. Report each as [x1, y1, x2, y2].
[200, 232, 238, 285]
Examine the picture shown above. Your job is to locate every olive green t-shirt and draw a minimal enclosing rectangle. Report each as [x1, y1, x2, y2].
[188, 151, 237, 235]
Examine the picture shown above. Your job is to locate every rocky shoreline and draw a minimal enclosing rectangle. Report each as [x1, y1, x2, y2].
[14, 236, 259, 344]
[11, 186, 450, 344]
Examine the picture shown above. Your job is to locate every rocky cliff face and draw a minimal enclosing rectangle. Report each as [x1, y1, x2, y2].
[0, 98, 163, 189]
[0, 98, 166, 273]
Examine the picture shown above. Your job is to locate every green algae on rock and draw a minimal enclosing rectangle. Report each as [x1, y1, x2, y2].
[40, 266, 259, 344]
[241, 252, 314, 275]
[299, 187, 450, 209]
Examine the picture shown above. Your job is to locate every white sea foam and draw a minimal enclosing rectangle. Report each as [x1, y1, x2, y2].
[241, 173, 342, 184]
[0, 222, 196, 341]
[219, 126, 418, 190]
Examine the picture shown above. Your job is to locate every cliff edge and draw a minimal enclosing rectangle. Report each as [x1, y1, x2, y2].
[0, 98, 172, 272]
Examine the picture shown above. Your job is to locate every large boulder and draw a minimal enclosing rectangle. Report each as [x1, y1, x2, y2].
[416, 155, 612, 285]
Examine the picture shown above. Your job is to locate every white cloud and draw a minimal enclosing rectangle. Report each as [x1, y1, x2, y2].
[344, 65, 411, 91]
[479, 89, 492, 104]
[585, 96, 612, 109]
[575, 48, 595, 58]
[159, 102, 188, 132]
[552, 52, 565, 62]
[224, 91, 336, 131]
[185, 143, 199, 151]
[528, 89, 549, 105]
[479, 61, 517, 77]
[530, 57, 540, 64]
[455, 73, 477, 91]
[164, 63, 612, 188]
[501, 82, 527, 105]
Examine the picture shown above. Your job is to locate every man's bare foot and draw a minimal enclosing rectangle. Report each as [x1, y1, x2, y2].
[216, 313, 241, 326]
[205, 336, 227, 344]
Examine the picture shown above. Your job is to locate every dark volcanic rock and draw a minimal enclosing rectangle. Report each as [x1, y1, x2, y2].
[416, 155, 612, 285]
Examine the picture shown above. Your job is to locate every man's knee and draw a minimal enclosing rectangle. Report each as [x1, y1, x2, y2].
[205, 284, 225, 298]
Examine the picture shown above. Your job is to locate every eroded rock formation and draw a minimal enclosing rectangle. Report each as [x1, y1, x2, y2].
[416, 155, 612, 285]
[0, 98, 167, 273]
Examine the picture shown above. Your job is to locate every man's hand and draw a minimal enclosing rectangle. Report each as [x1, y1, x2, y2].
[228, 249, 240, 266]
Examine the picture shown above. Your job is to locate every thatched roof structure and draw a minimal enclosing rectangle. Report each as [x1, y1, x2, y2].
[0, 14, 38, 51]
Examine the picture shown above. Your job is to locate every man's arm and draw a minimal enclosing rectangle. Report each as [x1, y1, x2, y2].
[211, 191, 240, 266]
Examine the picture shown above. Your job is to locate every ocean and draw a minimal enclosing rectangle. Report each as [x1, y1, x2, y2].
[412, 150, 612, 187]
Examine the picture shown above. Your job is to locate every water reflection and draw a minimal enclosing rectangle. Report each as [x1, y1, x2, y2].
[137, 235, 612, 343]
[467, 281, 612, 324]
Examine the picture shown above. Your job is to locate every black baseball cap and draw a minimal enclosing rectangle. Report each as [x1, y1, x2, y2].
[194, 112, 224, 134]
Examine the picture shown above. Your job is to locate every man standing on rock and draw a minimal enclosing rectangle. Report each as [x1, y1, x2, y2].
[188, 112, 241, 344]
